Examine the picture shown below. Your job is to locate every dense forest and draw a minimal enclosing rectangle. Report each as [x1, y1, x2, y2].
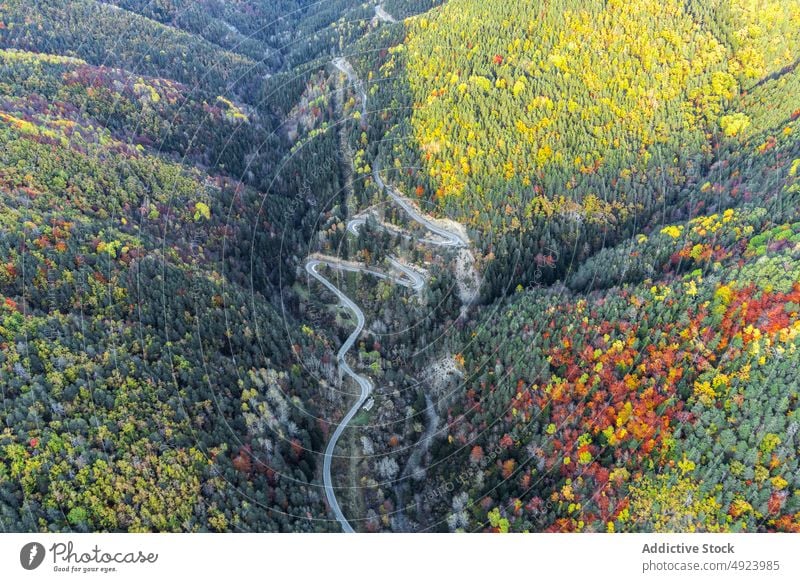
[375, 0, 800, 532]
[1, 0, 799, 535]
[372, 0, 800, 298]
[0, 0, 377, 532]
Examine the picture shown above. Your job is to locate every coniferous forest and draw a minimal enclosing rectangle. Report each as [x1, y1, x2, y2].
[0, 0, 799, 536]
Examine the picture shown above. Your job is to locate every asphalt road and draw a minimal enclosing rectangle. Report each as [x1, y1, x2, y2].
[306, 255, 422, 532]
[332, 58, 367, 118]
[308, 54, 469, 533]
[375, 4, 397, 24]
[373, 168, 469, 248]
[306, 259, 370, 533]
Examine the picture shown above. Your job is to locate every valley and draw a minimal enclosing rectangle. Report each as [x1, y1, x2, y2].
[0, 0, 799, 537]
[304, 49, 475, 531]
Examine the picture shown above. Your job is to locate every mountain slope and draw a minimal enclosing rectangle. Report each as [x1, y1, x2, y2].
[0, 1, 362, 531]
[368, 0, 800, 532]
[381, 0, 800, 298]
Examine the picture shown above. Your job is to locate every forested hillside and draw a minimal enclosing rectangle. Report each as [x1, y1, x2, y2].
[99, 0, 376, 70]
[2, 0, 799, 536]
[377, 0, 800, 297]
[382, 0, 444, 20]
[426, 156, 800, 532]
[382, 0, 800, 532]
[0, 0, 372, 532]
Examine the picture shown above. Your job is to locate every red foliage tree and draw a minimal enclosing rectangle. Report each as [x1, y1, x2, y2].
[470, 445, 484, 464]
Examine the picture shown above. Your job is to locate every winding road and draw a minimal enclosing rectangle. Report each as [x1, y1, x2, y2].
[373, 168, 469, 248]
[306, 253, 424, 532]
[306, 259, 371, 533]
[332, 58, 367, 118]
[310, 254, 425, 293]
[375, 4, 397, 24]
[309, 43, 472, 532]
